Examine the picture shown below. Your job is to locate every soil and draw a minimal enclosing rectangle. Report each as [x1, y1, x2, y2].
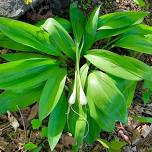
[0, 0, 152, 152]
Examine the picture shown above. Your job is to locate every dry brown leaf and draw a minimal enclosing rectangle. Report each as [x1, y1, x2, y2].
[7, 111, 19, 131]
[61, 133, 76, 148]
[141, 124, 152, 138]
[27, 104, 38, 121]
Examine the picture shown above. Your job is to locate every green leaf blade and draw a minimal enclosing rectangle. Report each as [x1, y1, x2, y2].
[0, 58, 59, 90]
[0, 32, 37, 52]
[114, 35, 152, 55]
[85, 49, 152, 80]
[0, 17, 61, 56]
[0, 86, 42, 114]
[70, 3, 86, 44]
[48, 92, 67, 151]
[39, 68, 67, 121]
[83, 6, 100, 51]
[42, 18, 76, 60]
[98, 11, 148, 30]
[87, 70, 127, 123]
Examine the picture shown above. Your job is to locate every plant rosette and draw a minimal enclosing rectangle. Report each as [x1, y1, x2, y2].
[0, 3, 152, 151]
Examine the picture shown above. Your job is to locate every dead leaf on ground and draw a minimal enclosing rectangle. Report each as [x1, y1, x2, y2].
[7, 111, 20, 132]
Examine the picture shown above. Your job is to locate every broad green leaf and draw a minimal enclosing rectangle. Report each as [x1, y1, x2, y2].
[85, 116, 101, 144]
[121, 81, 137, 107]
[0, 32, 37, 52]
[122, 24, 152, 36]
[80, 63, 89, 88]
[35, 17, 72, 33]
[96, 23, 152, 41]
[0, 53, 46, 61]
[39, 68, 67, 120]
[133, 0, 145, 7]
[87, 71, 127, 123]
[0, 58, 59, 90]
[85, 49, 152, 80]
[48, 92, 67, 151]
[70, 2, 86, 44]
[87, 94, 115, 132]
[83, 6, 100, 51]
[54, 17, 72, 33]
[95, 26, 130, 41]
[0, 17, 61, 56]
[98, 12, 148, 29]
[42, 18, 75, 59]
[0, 86, 42, 114]
[114, 35, 152, 55]
[111, 77, 137, 107]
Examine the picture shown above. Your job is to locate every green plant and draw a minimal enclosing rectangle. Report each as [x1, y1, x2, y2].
[97, 139, 127, 152]
[0, 3, 152, 151]
[133, 0, 145, 7]
[24, 142, 37, 151]
[142, 80, 152, 104]
[31, 119, 42, 129]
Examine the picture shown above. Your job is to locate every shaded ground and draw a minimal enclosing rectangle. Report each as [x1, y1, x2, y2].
[0, 0, 152, 151]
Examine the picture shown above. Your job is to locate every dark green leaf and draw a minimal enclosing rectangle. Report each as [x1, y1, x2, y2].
[144, 80, 152, 91]
[83, 6, 100, 51]
[85, 116, 101, 144]
[85, 49, 152, 80]
[0, 17, 61, 56]
[39, 68, 67, 120]
[143, 90, 151, 105]
[0, 86, 42, 114]
[48, 92, 67, 151]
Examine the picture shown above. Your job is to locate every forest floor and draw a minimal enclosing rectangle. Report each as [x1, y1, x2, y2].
[0, 0, 152, 151]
